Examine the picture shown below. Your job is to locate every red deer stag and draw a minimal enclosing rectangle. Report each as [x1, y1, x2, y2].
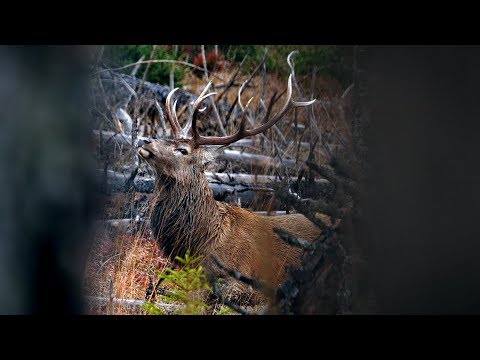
[138, 65, 321, 302]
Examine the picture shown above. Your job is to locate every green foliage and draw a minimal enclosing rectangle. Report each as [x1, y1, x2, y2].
[142, 301, 165, 315]
[143, 251, 212, 315]
[216, 305, 236, 315]
[103, 45, 187, 86]
[143, 251, 237, 315]
[219, 45, 353, 87]
[293, 45, 354, 87]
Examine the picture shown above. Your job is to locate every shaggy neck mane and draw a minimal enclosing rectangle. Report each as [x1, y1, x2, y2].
[150, 169, 222, 259]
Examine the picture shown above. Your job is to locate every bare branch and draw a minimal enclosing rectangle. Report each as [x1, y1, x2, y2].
[116, 73, 137, 103]
[197, 45, 227, 136]
[223, 50, 268, 126]
[263, 91, 278, 122]
[210, 94, 228, 136]
[262, 51, 268, 103]
[215, 81, 255, 89]
[154, 99, 168, 135]
[306, 161, 359, 199]
[139, 45, 158, 94]
[216, 54, 248, 102]
[170, 45, 177, 90]
[341, 84, 354, 99]
[130, 55, 144, 76]
[201, 45, 209, 83]
[94, 59, 226, 82]
[273, 228, 315, 251]
[210, 256, 275, 298]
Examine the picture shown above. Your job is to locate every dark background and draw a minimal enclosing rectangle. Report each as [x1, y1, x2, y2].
[364, 45, 480, 313]
[1, 45, 479, 314]
[0, 46, 95, 314]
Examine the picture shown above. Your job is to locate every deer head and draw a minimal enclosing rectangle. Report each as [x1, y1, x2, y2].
[137, 74, 316, 176]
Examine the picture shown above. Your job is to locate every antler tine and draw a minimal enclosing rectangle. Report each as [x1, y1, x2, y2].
[237, 80, 248, 111]
[181, 81, 214, 137]
[165, 88, 182, 138]
[194, 74, 315, 147]
[189, 91, 218, 141]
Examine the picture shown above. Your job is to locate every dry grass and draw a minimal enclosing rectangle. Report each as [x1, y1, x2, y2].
[84, 222, 172, 315]
[85, 192, 171, 315]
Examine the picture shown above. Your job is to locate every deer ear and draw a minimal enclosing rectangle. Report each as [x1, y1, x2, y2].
[202, 147, 218, 166]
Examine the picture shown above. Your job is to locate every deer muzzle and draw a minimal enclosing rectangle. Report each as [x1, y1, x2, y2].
[138, 147, 152, 159]
[137, 139, 153, 159]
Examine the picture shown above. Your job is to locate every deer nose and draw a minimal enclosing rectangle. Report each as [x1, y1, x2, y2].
[137, 139, 151, 147]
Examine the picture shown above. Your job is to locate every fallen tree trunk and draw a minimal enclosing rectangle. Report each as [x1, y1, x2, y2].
[85, 296, 182, 314]
[96, 169, 271, 206]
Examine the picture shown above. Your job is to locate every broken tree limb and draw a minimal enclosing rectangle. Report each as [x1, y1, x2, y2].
[85, 296, 182, 314]
[210, 256, 275, 298]
[274, 228, 315, 251]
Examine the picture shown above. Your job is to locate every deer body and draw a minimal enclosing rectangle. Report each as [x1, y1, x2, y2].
[138, 63, 320, 299]
[147, 154, 320, 288]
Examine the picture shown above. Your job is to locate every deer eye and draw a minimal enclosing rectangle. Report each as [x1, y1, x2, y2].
[175, 148, 188, 155]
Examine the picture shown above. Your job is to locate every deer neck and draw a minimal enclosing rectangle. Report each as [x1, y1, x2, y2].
[151, 171, 221, 259]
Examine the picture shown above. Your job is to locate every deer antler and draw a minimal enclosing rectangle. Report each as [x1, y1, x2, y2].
[182, 81, 217, 138]
[191, 74, 316, 147]
[164, 83, 217, 140]
[165, 88, 182, 138]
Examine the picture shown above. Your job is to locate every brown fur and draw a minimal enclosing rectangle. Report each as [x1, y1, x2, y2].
[139, 138, 322, 299]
